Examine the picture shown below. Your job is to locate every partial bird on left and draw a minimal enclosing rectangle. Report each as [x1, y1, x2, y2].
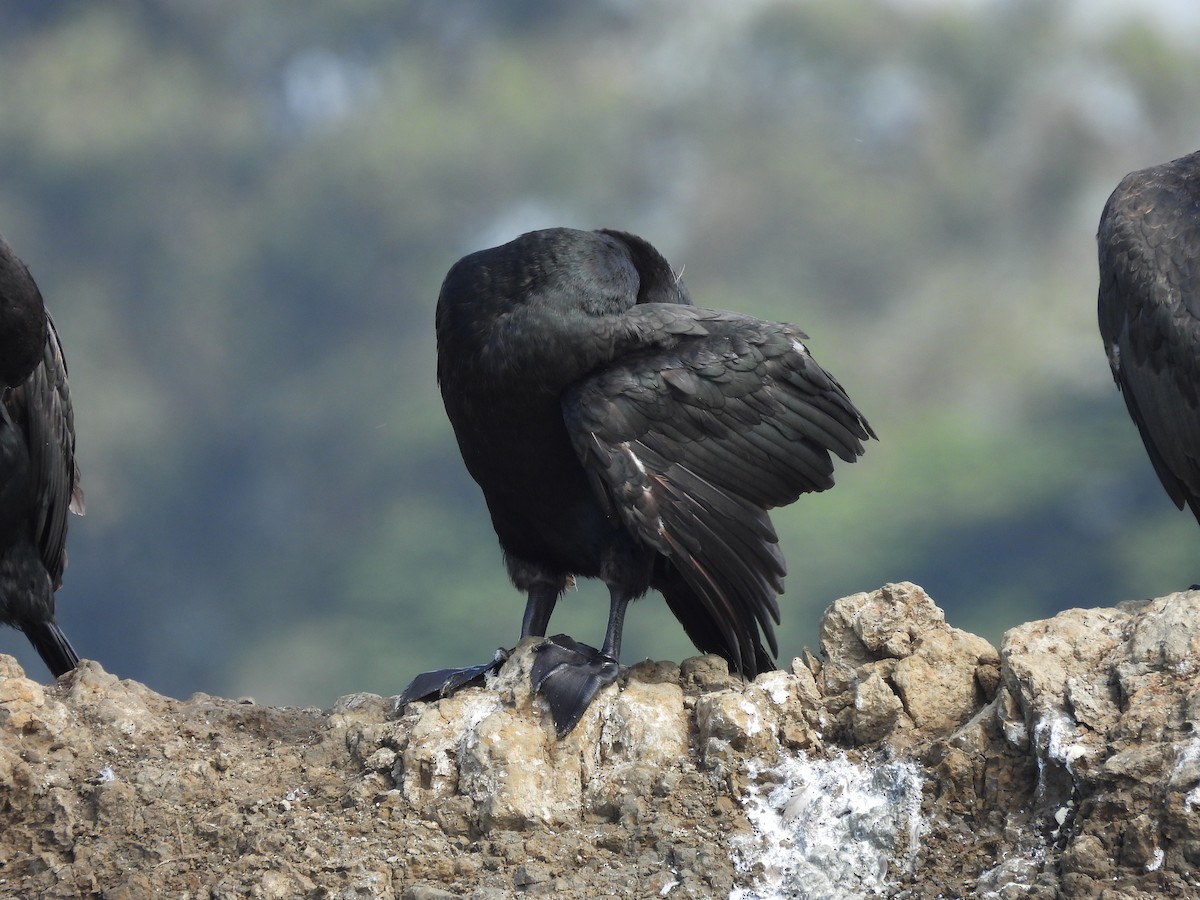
[0, 233, 84, 678]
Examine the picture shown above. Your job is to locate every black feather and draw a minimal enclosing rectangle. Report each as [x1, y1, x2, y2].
[1098, 151, 1200, 525]
[414, 226, 874, 734]
[0, 234, 83, 679]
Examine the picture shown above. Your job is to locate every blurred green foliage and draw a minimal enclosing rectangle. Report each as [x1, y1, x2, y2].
[0, 0, 1197, 705]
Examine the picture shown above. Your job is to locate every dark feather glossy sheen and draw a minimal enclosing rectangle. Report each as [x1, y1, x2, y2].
[0, 235, 83, 678]
[1098, 151, 1200, 523]
[434, 227, 874, 700]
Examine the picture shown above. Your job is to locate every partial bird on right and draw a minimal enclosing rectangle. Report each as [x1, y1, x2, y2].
[1098, 150, 1200, 526]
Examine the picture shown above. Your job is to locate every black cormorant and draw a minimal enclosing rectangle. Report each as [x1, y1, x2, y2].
[1098, 152, 1200, 529]
[402, 227, 874, 735]
[0, 234, 84, 678]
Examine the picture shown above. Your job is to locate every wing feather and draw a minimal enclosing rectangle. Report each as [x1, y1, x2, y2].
[564, 307, 873, 673]
[1098, 154, 1200, 520]
[6, 314, 82, 589]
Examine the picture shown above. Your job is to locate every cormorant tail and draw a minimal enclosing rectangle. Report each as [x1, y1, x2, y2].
[24, 619, 79, 678]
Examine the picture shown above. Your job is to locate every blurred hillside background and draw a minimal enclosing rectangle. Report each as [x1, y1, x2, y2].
[2, 0, 1199, 706]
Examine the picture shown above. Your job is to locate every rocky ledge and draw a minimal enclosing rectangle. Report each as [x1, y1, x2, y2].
[1, 582, 1199, 898]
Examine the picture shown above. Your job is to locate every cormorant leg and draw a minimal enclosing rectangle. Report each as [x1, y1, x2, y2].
[597, 587, 628, 659]
[520, 581, 561, 638]
[397, 581, 564, 707]
[530, 587, 631, 737]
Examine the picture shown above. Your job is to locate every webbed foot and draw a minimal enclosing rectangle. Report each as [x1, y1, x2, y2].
[530, 634, 620, 737]
[397, 648, 510, 706]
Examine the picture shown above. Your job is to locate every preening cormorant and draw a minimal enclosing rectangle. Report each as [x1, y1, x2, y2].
[1098, 151, 1200, 527]
[402, 228, 875, 735]
[0, 234, 83, 678]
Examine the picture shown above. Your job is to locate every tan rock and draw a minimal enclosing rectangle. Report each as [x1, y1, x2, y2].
[0, 584, 1196, 898]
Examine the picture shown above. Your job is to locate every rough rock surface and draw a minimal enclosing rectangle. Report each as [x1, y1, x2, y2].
[1, 582, 1199, 898]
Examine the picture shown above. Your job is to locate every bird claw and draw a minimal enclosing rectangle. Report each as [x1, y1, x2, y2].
[530, 634, 620, 737]
[396, 648, 511, 706]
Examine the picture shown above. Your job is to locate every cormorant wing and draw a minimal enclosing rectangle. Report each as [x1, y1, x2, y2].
[1098, 161, 1200, 518]
[6, 313, 83, 590]
[563, 303, 874, 672]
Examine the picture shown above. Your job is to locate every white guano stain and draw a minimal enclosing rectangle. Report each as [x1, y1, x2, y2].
[731, 751, 924, 900]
